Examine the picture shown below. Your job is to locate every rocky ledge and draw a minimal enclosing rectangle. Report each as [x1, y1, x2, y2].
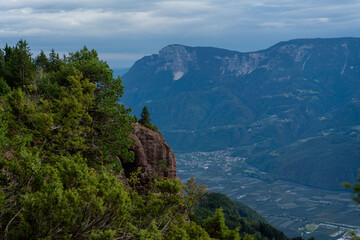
[123, 123, 177, 183]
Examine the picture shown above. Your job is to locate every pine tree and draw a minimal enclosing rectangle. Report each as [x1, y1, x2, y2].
[0, 48, 4, 77]
[35, 50, 50, 71]
[138, 106, 158, 131]
[139, 105, 151, 125]
[4, 40, 35, 88]
[48, 49, 61, 72]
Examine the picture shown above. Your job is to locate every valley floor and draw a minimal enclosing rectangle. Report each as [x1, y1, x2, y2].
[176, 150, 360, 240]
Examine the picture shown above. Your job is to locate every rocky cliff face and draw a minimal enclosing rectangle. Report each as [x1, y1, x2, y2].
[123, 124, 177, 183]
[157, 44, 198, 80]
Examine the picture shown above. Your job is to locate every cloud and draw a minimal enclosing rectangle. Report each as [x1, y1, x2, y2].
[1, 0, 358, 36]
[0, 2, 208, 37]
[0, 0, 359, 68]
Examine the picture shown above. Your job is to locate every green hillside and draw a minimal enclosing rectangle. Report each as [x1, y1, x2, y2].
[192, 193, 299, 240]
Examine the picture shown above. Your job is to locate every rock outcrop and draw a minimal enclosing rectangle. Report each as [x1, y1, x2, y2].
[123, 123, 177, 183]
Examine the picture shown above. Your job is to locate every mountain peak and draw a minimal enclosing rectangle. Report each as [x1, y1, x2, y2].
[159, 44, 187, 52]
[159, 44, 195, 60]
[156, 44, 198, 80]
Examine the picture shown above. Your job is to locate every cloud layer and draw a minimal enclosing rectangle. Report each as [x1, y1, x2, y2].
[1, 0, 359, 68]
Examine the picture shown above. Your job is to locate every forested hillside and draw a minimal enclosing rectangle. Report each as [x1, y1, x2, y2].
[0, 40, 294, 239]
[192, 193, 289, 240]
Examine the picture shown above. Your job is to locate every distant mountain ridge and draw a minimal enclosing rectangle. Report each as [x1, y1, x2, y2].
[122, 38, 360, 190]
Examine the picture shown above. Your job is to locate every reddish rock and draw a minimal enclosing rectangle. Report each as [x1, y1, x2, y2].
[123, 124, 177, 183]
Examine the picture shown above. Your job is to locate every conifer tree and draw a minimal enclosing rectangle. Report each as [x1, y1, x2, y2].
[139, 105, 151, 125]
[138, 105, 158, 131]
[4, 40, 35, 88]
[48, 49, 61, 72]
[0, 48, 4, 77]
[35, 50, 50, 71]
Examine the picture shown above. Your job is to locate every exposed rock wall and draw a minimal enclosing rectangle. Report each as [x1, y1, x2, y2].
[123, 123, 177, 183]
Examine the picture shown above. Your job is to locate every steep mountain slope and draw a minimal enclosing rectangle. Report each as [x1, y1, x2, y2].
[122, 38, 360, 190]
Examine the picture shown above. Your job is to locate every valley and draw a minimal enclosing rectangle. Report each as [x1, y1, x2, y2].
[176, 150, 360, 240]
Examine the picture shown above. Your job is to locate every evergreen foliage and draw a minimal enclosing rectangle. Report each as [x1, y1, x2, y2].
[48, 49, 62, 72]
[139, 105, 151, 125]
[3, 40, 36, 88]
[139, 105, 158, 132]
[35, 50, 50, 71]
[0, 49, 5, 77]
[0, 41, 289, 240]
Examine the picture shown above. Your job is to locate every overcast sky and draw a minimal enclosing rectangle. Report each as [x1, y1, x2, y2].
[1, 0, 360, 68]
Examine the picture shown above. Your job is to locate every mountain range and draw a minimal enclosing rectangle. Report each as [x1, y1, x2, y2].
[122, 38, 360, 190]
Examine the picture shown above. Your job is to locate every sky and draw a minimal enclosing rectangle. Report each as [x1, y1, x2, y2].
[1, 0, 360, 69]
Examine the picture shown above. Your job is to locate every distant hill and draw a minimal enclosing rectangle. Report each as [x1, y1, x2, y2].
[122, 38, 360, 190]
